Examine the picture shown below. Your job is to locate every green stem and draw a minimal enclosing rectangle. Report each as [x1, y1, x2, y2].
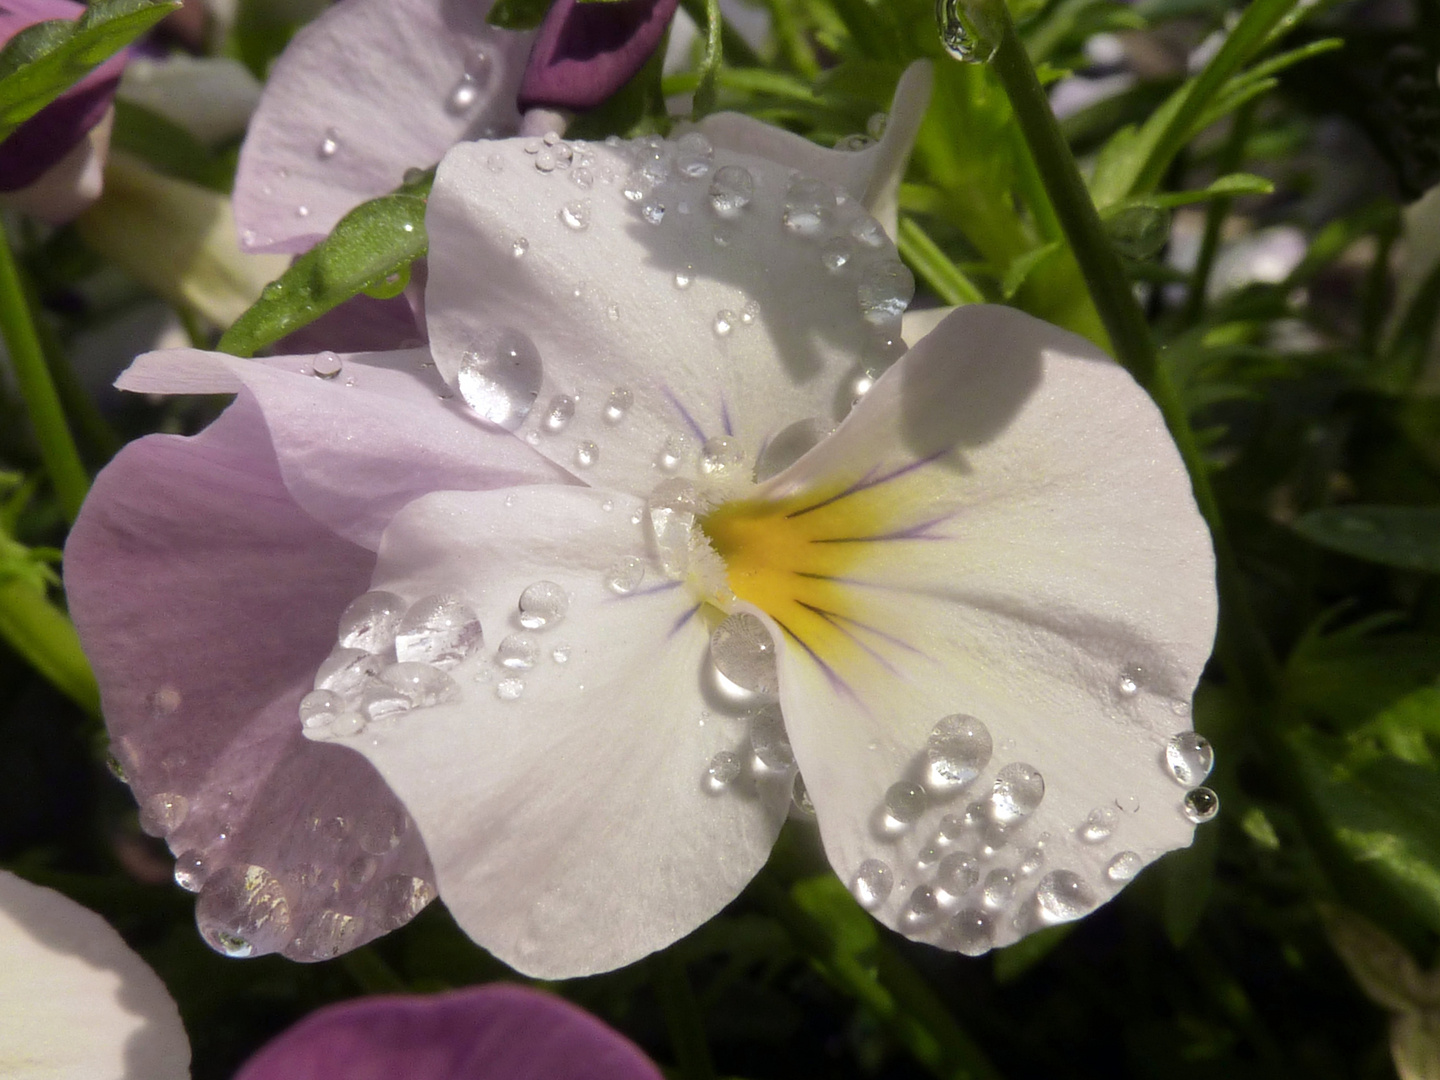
[677, 0, 758, 69]
[1181, 102, 1256, 327]
[339, 947, 409, 994]
[0, 578, 100, 717]
[653, 952, 717, 1080]
[898, 218, 985, 305]
[972, 2, 1279, 703]
[0, 220, 89, 522]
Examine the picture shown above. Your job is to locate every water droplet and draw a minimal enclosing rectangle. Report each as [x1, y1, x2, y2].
[446, 73, 479, 113]
[981, 868, 1015, 909]
[605, 556, 646, 594]
[512, 236, 529, 258]
[935, 0, 998, 63]
[646, 478, 699, 577]
[836, 133, 875, 151]
[706, 750, 742, 791]
[740, 299, 760, 325]
[196, 865, 292, 958]
[937, 852, 979, 897]
[937, 813, 967, 842]
[357, 806, 408, 855]
[318, 127, 339, 158]
[497, 633, 539, 670]
[314, 647, 383, 696]
[299, 688, 345, 733]
[296, 205, 310, 218]
[604, 387, 633, 424]
[173, 849, 208, 892]
[782, 177, 836, 236]
[606, 303, 620, 321]
[138, 792, 188, 837]
[857, 258, 915, 327]
[792, 772, 816, 816]
[883, 781, 927, 828]
[700, 435, 745, 477]
[291, 909, 362, 961]
[944, 908, 993, 955]
[543, 394, 575, 432]
[1081, 805, 1120, 842]
[867, 112, 888, 139]
[496, 676, 524, 700]
[905, 884, 940, 926]
[1107, 202, 1171, 260]
[311, 350, 343, 379]
[394, 594, 483, 669]
[360, 682, 412, 722]
[674, 267, 694, 289]
[347, 855, 377, 887]
[713, 309, 736, 336]
[368, 875, 436, 932]
[518, 581, 568, 629]
[559, 200, 590, 231]
[709, 165, 754, 215]
[1117, 665, 1142, 696]
[1036, 869, 1098, 923]
[926, 714, 993, 791]
[1165, 732, 1214, 786]
[710, 612, 778, 695]
[336, 590, 406, 652]
[379, 662, 460, 707]
[822, 236, 856, 272]
[991, 762, 1044, 823]
[852, 859, 894, 910]
[657, 435, 686, 473]
[551, 643, 571, 664]
[1182, 786, 1220, 823]
[458, 328, 544, 430]
[1106, 851, 1144, 883]
[750, 702, 794, 770]
[641, 200, 666, 225]
[575, 440, 600, 468]
[917, 844, 941, 868]
[676, 131, 713, 177]
[1017, 846, 1045, 876]
[851, 217, 885, 248]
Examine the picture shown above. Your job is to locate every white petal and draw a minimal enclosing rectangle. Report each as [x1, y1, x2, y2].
[721, 305, 1216, 951]
[426, 134, 913, 497]
[695, 61, 931, 237]
[0, 871, 190, 1079]
[233, 0, 534, 253]
[328, 485, 791, 977]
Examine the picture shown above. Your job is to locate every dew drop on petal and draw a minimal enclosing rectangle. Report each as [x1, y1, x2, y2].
[857, 258, 915, 327]
[310, 350, 342, 379]
[676, 132, 714, 177]
[749, 702, 794, 770]
[944, 908, 994, 956]
[605, 556, 645, 594]
[1165, 732, 1215, 786]
[1080, 805, 1121, 843]
[1037, 870, 1098, 923]
[937, 852, 979, 897]
[822, 236, 856, 272]
[356, 806, 408, 854]
[926, 714, 993, 791]
[496, 677, 524, 700]
[336, 590, 406, 652]
[299, 689, 344, 733]
[367, 875, 436, 933]
[458, 328, 543, 430]
[700, 436, 745, 477]
[674, 267, 694, 289]
[1182, 786, 1220, 823]
[604, 387, 633, 424]
[512, 237, 529, 258]
[991, 762, 1044, 823]
[317, 127, 339, 158]
[1018, 846, 1046, 876]
[981, 869, 1015, 909]
[852, 859, 894, 910]
[559, 200, 590, 231]
[641, 200, 665, 225]
[139, 792, 189, 837]
[394, 594, 483, 669]
[174, 850, 208, 892]
[542, 394, 575, 432]
[379, 662, 460, 707]
[446, 73, 479, 113]
[937, 813, 967, 842]
[497, 633, 539, 670]
[657, 435, 685, 473]
[290, 909, 363, 961]
[575, 440, 600, 468]
[836, 133, 874, 151]
[360, 682, 411, 722]
[713, 310, 736, 337]
[782, 177, 836, 236]
[905, 885, 940, 926]
[711, 612, 778, 695]
[314, 647, 383, 696]
[884, 781, 927, 826]
[709, 165, 754, 215]
[706, 750, 742, 791]
[1106, 851, 1144, 883]
[196, 865, 292, 958]
[518, 581, 568, 629]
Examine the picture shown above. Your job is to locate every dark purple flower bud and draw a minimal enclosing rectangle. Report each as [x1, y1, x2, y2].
[0, 0, 126, 192]
[518, 0, 679, 113]
[233, 984, 665, 1080]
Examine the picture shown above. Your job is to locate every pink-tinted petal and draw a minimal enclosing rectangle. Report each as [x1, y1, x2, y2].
[235, 985, 663, 1080]
[66, 393, 438, 961]
[275, 293, 423, 356]
[233, 0, 536, 254]
[517, 0, 679, 113]
[116, 347, 572, 549]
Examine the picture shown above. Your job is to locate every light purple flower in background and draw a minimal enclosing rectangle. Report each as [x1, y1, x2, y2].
[0, 0, 125, 222]
[69, 64, 1216, 976]
[234, 984, 664, 1080]
[518, 0, 680, 112]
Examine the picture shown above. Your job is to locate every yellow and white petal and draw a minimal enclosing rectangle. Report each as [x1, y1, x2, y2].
[323, 485, 791, 978]
[0, 871, 190, 1080]
[703, 305, 1217, 953]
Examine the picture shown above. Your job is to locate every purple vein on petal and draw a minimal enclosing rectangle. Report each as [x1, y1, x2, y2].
[810, 511, 958, 544]
[720, 396, 733, 437]
[786, 449, 950, 519]
[661, 384, 707, 442]
[794, 599, 926, 660]
[668, 603, 701, 639]
[771, 614, 856, 701]
[795, 600, 907, 675]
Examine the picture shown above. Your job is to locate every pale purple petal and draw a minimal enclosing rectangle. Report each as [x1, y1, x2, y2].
[234, 985, 664, 1080]
[234, 0, 537, 254]
[275, 293, 423, 356]
[518, 0, 679, 112]
[65, 394, 438, 960]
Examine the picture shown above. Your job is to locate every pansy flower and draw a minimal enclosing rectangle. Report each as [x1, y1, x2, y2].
[68, 64, 1216, 974]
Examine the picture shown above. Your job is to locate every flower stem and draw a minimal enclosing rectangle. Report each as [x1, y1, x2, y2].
[0, 219, 89, 523]
[653, 951, 717, 1080]
[965, 4, 1279, 702]
[1181, 101, 1257, 327]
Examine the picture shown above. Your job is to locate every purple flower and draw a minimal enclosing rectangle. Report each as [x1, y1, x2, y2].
[518, 0, 681, 113]
[234, 985, 663, 1080]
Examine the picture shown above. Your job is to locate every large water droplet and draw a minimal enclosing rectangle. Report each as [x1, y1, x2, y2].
[174, 849, 208, 892]
[884, 781, 927, 827]
[937, 852, 979, 897]
[299, 688, 345, 733]
[604, 387, 633, 424]
[196, 864, 292, 958]
[605, 556, 646, 594]
[781, 177, 836, 237]
[1165, 732, 1214, 786]
[559, 200, 590, 231]
[1182, 786, 1220, 823]
[710, 612, 778, 695]
[647, 478, 699, 577]
[935, 0, 997, 63]
[1080, 805, 1120, 843]
[982, 869, 1015, 909]
[676, 131, 713, 177]
[357, 806, 408, 855]
[360, 682, 411, 722]
[852, 859, 894, 910]
[700, 436, 745, 477]
[519, 581, 568, 629]
[1106, 851, 1144, 883]
[290, 909, 363, 961]
[709, 165, 754, 216]
[905, 884, 941, 927]
[991, 762, 1044, 823]
[926, 714, 993, 790]
[393, 594, 483, 669]
[857, 258, 915, 327]
[750, 702, 794, 770]
[380, 662, 459, 707]
[944, 908, 994, 955]
[1017, 846, 1045, 876]
[706, 750, 742, 792]
[139, 792, 188, 837]
[458, 329, 543, 430]
[497, 633, 539, 670]
[311, 350, 342, 379]
[1036, 870, 1098, 923]
[367, 874, 436, 933]
[314, 647, 383, 696]
[542, 394, 575, 432]
[822, 236, 856, 272]
[336, 590, 406, 652]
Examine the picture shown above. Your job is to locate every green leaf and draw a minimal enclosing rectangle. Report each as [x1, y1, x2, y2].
[1288, 624, 1440, 733]
[1107, 172, 1275, 213]
[218, 181, 430, 357]
[691, 0, 722, 118]
[1293, 506, 1440, 574]
[1350, 687, 1440, 767]
[487, 0, 555, 30]
[110, 101, 234, 192]
[1001, 241, 1060, 298]
[0, 0, 179, 142]
[992, 925, 1072, 982]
